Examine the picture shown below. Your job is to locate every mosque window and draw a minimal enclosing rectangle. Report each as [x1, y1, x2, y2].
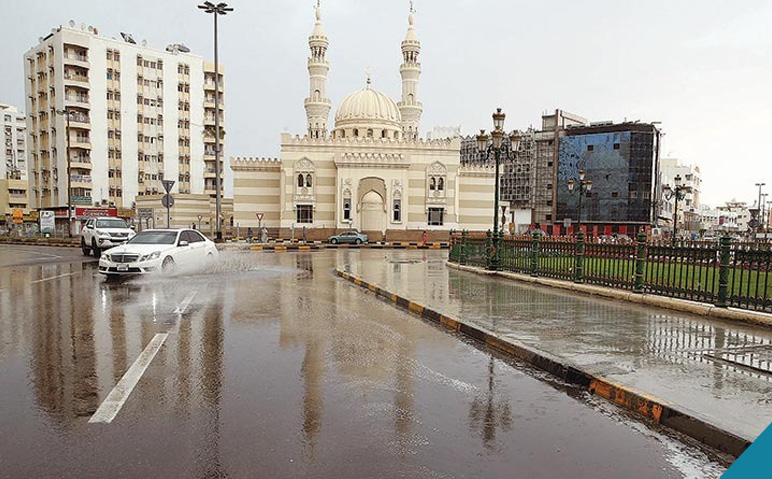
[340, 130, 345, 138]
[367, 129, 373, 138]
[429, 177, 436, 191]
[296, 205, 313, 224]
[438, 177, 444, 191]
[343, 198, 351, 221]
[297, 174, 304, 188]
[428, 208, 444, 226]
[354, 129, 359, 137]
[393, 199, 401, 222]
[382, 130, 387, 139]
[305, 174, 313, 187]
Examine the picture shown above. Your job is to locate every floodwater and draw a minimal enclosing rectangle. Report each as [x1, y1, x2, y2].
[0, 245, 728, 478]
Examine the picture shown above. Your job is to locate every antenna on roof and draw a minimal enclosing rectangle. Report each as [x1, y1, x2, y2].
[120, 32, 136, 44]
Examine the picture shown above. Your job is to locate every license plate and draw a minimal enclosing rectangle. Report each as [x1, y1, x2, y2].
[117, 264, 129, 271]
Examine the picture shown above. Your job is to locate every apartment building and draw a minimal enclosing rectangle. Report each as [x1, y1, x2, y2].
[0, 103, 30, 216]
[660, 157, 701, 232]
[24, 22, 225, 213]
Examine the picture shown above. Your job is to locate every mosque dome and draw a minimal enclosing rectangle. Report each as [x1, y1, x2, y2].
[333, 81, 403, 139]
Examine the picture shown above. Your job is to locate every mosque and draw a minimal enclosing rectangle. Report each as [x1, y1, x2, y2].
[230, 2, 494, 241]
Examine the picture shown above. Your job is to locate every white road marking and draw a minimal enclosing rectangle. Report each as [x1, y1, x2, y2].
[1, 247, 62, 259]
[89, 333, 168, 424]
[30, 272, 78, 284]
[173, 291, 197, 314]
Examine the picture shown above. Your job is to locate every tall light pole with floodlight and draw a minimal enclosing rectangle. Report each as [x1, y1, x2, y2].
[198, 1, 233, 242]
[475, 108, 522, 271]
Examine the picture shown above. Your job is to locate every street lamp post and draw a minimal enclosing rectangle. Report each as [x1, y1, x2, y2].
[663, 174, 690, 245]
[198, 1, 233, 242]
[197, 214, 203, 231]
[755, 182, 765, 236]
[566, 169, 593, 233]
[55, 109, 73, 237]
[476, 108, 521, 271]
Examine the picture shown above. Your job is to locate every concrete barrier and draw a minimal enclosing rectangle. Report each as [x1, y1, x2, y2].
[335, 269, 752, 458]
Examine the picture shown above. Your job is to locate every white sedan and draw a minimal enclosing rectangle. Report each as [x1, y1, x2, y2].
[98, 229, 218, 278]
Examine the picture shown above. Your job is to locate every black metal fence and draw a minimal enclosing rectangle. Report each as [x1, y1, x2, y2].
[448, 231, 772, 314]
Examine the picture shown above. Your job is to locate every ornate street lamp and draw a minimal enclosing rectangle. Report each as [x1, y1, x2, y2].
[476, 108, 521, 271]
[198, 1, 233, 241]
[662, 174, 691, 244]
[566, 169, 593, 233]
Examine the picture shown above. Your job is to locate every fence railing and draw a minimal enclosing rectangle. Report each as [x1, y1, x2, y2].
[448, 230, 772, 314]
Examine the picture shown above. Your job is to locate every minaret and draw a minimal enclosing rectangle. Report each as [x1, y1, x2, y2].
[398, 1, 423, 140]
[304, 1, 332, 139]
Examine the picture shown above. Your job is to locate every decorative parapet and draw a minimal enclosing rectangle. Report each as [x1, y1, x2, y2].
[230, 156, 282, 171]
[281, 132, 460, 151]
[334, 152, 410, 169]
[459, 164, 495, 178]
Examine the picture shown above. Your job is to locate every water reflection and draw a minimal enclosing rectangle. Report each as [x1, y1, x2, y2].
[468, 357, 512, 450]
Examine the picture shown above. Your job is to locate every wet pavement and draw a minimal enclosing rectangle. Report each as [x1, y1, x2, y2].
[343, 250, 772, 444]
[0, 245, 728, 478]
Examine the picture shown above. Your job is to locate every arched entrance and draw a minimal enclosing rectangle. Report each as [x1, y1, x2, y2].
[360, 191, 384, 232]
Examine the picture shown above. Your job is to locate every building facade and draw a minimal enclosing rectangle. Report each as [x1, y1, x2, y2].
[23, 22, 224, 216]
[231, 4, 494, 241]
[1, 103, 30, 216]
[555, 122, 661, 235]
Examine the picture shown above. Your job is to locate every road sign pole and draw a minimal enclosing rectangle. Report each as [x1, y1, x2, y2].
[162, 180, 175, 229]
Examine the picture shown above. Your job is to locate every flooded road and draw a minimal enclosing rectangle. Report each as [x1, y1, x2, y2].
[0, 246, 727, 477]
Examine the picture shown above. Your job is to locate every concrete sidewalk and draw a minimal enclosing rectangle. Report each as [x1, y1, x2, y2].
[339, 250, 772, 446]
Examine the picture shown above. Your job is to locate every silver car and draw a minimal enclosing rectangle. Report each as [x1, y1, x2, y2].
[327, 231, 368, 244]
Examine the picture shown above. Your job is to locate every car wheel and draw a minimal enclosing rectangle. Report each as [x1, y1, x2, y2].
[81, 239, 91, 256]
[162, 256, 175, 273]
[355, 238, 362, 245]
[331, 238, 338, 244]
[91, 239, 101, 258]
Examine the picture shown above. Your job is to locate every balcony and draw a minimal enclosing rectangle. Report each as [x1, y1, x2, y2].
[63, 53, 89, 68]
[63, 73, 89, 86]
[64, 95, 90, 108]
[69, 137, 92, 150]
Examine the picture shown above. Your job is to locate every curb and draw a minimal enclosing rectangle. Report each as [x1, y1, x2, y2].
[244, 243, 448, 252]
[447, 262, 772, 329]
[335, 269, 752, 458]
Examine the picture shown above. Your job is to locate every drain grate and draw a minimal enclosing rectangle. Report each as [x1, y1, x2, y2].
[703, 344, 772, 377]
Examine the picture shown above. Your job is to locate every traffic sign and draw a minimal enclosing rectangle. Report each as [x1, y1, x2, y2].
[563, 218, 572, 228]
[161, 194, 175, 208]
[162, 179, 175, 193]
[138, 208, 154, 218]
[256, 212, 264, 221]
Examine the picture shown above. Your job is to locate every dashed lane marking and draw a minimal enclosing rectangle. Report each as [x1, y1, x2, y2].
[89, 333, 168, 424]
[30, 271, 78, 284]
[173, 291, 197, 314]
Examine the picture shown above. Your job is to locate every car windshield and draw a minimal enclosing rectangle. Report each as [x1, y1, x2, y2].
[96, 218, 128, 229]
[127, 231, 178, 245]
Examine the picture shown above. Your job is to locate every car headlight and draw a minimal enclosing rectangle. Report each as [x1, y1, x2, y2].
[139, 251, 161, 261]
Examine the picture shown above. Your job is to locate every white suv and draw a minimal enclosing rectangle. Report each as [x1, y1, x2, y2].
[81, 217, 136, 257]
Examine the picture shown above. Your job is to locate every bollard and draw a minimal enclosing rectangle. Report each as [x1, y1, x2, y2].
[574, 229, 585, 284]
[448, 229, 456, 262]
[634, 230, 646, 293]
[531, 231, 540, 277]
[716, 234, 731, 308]
[460, 229, 468, 265]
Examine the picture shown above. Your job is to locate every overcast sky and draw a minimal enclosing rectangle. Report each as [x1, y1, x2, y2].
[3, 0, 771, 207]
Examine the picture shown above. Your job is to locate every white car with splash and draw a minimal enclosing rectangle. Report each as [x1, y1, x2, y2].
[98, 229, 218, 278]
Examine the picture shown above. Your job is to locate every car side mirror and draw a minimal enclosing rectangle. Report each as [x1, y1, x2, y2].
[179, 240, 189, 247]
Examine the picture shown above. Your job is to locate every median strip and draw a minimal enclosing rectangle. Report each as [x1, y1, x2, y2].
[335, 269, 751, 458]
